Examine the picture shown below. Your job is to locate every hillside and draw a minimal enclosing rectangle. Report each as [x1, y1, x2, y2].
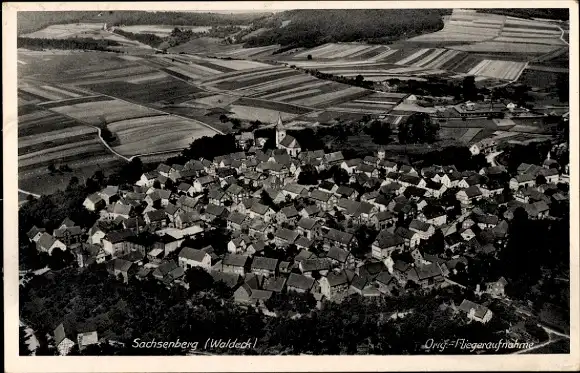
[17, 11, 272, 35]
[476, 8, 569, 20]
[243, 9, 451, 48]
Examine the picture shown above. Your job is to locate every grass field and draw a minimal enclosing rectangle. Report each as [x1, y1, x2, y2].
[48, 99, 162, 125]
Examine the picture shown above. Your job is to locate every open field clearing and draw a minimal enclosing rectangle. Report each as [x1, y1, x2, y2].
[117, 24, 214, 36]
[211, 69, 303, 91]
[168, 37, 242, 54]
[22, 23, 153, 50]
[48, 98, 161, 125]
[18, 107, 90, 137]
[201, 66, 287, 85]
[289, 86, 369, 108]
[189, 94, 240, 108]
[233, 97, 314, 115]
[226, 105, 297, 123]
[256, 80, 334, 100]
[108, 115, 219, 156]
[82, 76, 202, 104]
[211, 45, 281, 59]
[199, 57, 272, 71]
[20, 158, 124, 197]
[494, 36, 565, 45]
[448, 41, 561, 55]
[466, 60, 527, 80]
[234, 74, 314, 95]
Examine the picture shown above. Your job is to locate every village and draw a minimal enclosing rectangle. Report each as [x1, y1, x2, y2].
[22, 109, 570, 355]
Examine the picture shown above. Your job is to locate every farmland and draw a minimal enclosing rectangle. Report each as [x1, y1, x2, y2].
[107, 115, 219, 157]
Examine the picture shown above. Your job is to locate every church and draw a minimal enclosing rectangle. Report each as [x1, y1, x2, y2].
[275, 115, 302, 157]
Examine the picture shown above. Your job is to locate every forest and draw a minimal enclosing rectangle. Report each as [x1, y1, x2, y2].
[244, 9, 449, 48]
[17, 37, 121, 51]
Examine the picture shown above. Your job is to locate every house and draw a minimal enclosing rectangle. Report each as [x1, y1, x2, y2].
[152, 260, 179, 281]
[176, 195, 198, 213]
[53, 225, 83, 246]
[102, 202, 132, 221]
[249, 202, 275, 222]
[251, 256, 279, 277]
[263, 276, 287, 293]
[372, 210, 396, 230]
[227, 235, 251, 254]
[295, 236, 313, 250]
[204, 203, 228, 222]
[234, 284, 273, 308]
[408, 219, 435, 241]
[537, 168, 559, 184]
[208, 188, 230, 206]
[274, 227, 300, 246]
[83, 193, 106, 211]
[375, 271, 399, 295]
[36, 233, 67, 255]
[458, 299, 493, 323]
[299, 258, 331, 277]
[309, 189, 336, 211]
[236, 131, 254, 149]
[26, 225, 46, 243]
[178, 247, 211, 271]
[77, 331, 99, 352]
[277, 205, 300, 224]
[74, 243, 107, 268]
[486, 276, 508, 298]
[282, 183, 306, 199]
[107, 258, 135, 283]
[394, 226, 420, 248]
[137, 172, 159, 187]
[226, 211, 247, 231]
[177, 182, 195, 196]
[98, 185, 119, 205]
[300, 204, 323, 219]
[415, 263, 445, 289]
[102, 229, 135, 257]
[456, 186, 483, 204]
[193, 175, 218, 193]
[372, 230, 405, 260]
[322, 228, 356, 251]
[510, 174, 535, 190]
[287, 273, 315, 293]
[248, 218, 269, 239]
[222, 254, 249, 276]
[326, 247, 354, 269]
[324, 151, 345, 167]
[144, 210, 167, 229]
[211, 271, 242, 290]
[296, 217, 319, 239]
[246, 240, 266, 256]
[319, 270, 350, 301]
[225, 183, 248, 204]
[54, 323, 75, 356]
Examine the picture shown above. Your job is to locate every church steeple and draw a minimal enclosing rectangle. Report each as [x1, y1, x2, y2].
[275, 113, 286, 148]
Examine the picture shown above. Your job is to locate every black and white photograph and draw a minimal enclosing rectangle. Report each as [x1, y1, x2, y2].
[4, 1, 578, 370]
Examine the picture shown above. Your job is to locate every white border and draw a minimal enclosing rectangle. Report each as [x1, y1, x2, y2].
[3, 1, 579, 372]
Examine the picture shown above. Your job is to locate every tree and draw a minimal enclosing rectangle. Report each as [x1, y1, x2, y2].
[398, 113, 439, 144]
[307, 54, 312, 60]
[219, 114, 229, 123]
[185, 267, 214, 293]
[47, 164, 57, 174]
[297, 164, 319, 185]
[556, 74, 569, 103]
[67, 176, 79, 189]
[462, 76, 477, 101]
[535, 174, 547, 186]
[331, 166, 349, 185]
[366, 120, 392, 145]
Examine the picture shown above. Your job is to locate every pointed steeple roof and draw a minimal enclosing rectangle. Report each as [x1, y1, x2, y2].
[276, 114, 284, 130]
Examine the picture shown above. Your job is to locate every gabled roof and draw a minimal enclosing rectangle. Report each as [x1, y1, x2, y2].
[274, 227, 299, 243]
[37, 233, 57, 250]
[326, 270, 349, 287]
[374, 230, 405, 249]
[27, 225, 46, 239]
[287, 273, 315, 290]
[458, 299, 490, 319]
[327, 247, 350, 263]
[409, 219, 431, 233]
[251, 256, 279, 271]
[146, 209, 166, 222]
[324, 151, 344, 163]
[310, 189, 332, 202]
[223, 253, 249, 267]
[227, 211, 247, 225]
[323, 228, 354, 245]
[301, 258, 331, 272]
[416, 263, 443, 280]
[280, 205, 299, 218]
[251, 202, 270, 215]
[178, 247, 208, 262]
[205, 203, 226, 217]
[297, 217, 317, 230]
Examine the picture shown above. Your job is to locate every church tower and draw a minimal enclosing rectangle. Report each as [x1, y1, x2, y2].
[275, 114, 286, 148]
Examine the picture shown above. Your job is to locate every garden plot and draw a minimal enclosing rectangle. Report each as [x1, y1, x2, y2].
[467, 60, 527, 80]
[226, 105, 297, 123]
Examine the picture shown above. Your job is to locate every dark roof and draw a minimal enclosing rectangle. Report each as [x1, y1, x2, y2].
[223, 253, 249, 267]
[416, 263, 443, 280]
[301, 258, 331, 272]
[251, 256, 279, 271]
[146, 210, 166, 222]
[409, 219, 431, 232]
[274, 227, 299, 243]
[374, 230, 405, 248]
[287, 273, 315, 290]
[327, 247, 350, 263]
[310, 189, 332, 202]
[178, 247, 208, 262]
[263, 276, 287, 292]
[227, 211, 247, 225]
[280, 205, 299, 218]
[211, 271, 241, 288]
[375, 271, 395, 285]
[323, 228, 354, 245]
[326, 271, 349, 287]
[205, 203, 226, 217]
[297, 217, 317, 230]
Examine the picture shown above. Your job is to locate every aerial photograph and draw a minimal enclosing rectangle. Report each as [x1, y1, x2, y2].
[16, 6, 571, 357]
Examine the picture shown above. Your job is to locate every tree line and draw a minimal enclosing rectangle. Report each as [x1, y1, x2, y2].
[17, 37, 121, 51]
